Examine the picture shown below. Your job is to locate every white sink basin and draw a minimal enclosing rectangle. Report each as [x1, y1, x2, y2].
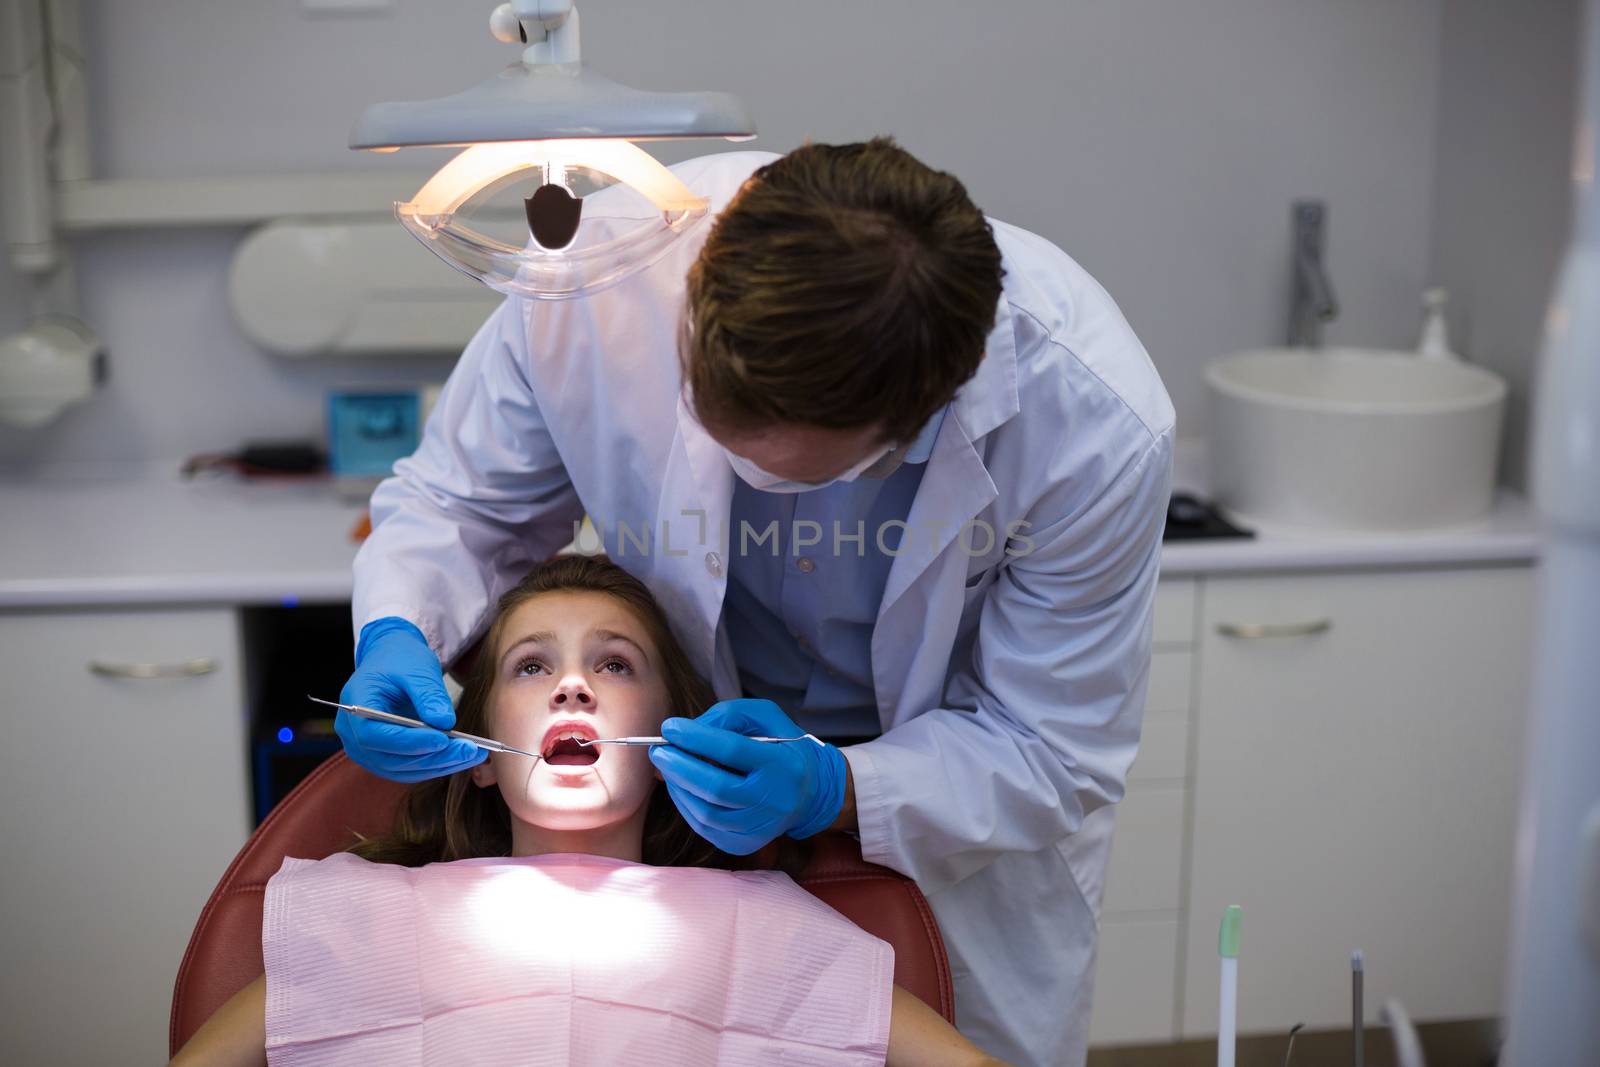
[1206, 348, 1507, 530]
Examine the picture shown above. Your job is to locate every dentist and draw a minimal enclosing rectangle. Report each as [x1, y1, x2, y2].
[339, 138, 1173, 1067]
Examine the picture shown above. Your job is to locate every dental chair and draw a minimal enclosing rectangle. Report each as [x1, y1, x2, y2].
[169, 752, 954, 1055]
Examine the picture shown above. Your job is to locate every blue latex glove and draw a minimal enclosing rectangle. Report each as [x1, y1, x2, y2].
[649, 698, 847, 855]
[334, 617, 485, 783]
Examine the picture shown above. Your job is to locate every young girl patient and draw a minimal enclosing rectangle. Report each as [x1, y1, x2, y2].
[171, 555, 1008, 1067]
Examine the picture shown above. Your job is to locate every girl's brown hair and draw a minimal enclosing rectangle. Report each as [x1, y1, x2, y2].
[682, 137, 1005, 444]
[352, 555, 806, 875]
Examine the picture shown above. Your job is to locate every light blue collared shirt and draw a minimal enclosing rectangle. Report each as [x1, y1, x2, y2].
[723, 406, 947, 738]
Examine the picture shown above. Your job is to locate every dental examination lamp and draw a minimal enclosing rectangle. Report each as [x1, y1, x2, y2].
[350, 1, 756, 299]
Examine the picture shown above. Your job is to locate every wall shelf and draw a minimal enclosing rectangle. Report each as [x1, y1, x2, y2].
[53, 172, 432, 230]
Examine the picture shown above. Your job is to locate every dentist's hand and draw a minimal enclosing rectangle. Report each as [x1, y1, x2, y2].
[335, 617, 486, 783]
[649, 698, 847, 855]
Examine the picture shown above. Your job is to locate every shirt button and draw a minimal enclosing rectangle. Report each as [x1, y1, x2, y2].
[796, 556, 816, 574]
[704, 551, 722, 577]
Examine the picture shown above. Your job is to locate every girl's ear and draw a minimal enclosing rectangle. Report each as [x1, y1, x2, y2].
[470, 757, 498, 788]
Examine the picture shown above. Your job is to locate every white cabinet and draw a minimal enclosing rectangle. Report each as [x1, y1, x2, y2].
[1090, 578, 1196, 1046]
[1180, 566, 1534, 1037]
[1089, 564, 1535, 1049]
[0, 608, 251, 1066]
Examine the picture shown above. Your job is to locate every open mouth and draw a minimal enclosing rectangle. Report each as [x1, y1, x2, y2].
[541, 722, 601, 768]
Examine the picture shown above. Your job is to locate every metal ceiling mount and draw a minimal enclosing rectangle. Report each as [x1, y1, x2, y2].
[349, 1, 756, 150]
[350, 2, 756, 299]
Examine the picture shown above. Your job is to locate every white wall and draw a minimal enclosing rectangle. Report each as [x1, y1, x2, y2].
[1428, 0, 1582, 490]
[1, 1, 1457, 468]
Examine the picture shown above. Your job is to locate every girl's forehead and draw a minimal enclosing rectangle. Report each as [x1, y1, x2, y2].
[499, 590, 657, 654]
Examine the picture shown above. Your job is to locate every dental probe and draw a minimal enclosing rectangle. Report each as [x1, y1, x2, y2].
[577, 734, 820, 747]
[307, 696, 544, 760]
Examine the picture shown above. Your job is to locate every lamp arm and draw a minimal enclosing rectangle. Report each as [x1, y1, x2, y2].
[491, 1, 581, 66]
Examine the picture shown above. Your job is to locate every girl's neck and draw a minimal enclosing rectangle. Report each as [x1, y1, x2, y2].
[509, 807, 649, 863]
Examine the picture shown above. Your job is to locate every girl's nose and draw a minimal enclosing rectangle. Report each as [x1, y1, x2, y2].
[550, 676, 595, 709]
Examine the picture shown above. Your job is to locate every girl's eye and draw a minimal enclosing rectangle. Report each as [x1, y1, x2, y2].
[597, 657, 632, 675]
[513, 657, 546, 676]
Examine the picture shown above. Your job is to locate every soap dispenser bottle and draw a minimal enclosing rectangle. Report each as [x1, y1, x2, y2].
[1417, 287, 1459, 361]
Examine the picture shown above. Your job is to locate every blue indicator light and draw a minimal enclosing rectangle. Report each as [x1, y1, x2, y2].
[277, 727, 295, 744]
[281, 595, 299, 608]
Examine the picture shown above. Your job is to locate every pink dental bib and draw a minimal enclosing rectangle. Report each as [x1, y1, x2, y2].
[263, 852, 894, 1066]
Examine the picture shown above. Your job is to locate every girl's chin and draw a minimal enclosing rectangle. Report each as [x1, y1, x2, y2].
[531, 765, 606, 793]
[510, 804, 641, 836]
[542, 760, 602, 777]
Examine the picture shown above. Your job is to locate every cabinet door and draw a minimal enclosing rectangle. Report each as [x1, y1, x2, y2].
[0, 608, 250, 1065]
[1181, 567, 1534, 1036]
[1091, 579, 1197, 1047]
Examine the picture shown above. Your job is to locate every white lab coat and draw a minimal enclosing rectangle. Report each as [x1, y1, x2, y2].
[354, 151, 1175, 1067]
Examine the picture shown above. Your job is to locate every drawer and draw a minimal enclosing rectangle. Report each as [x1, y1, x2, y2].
[1154, 578, 1196, 647]
[1133, 651, 1192, 782]
[1129, 710, 1189, 782]
[1102, 782, 1185, 914]
[0, 607, 248, 1066]
[1146, 650, 1192, 714]
[1088, 917, 1180, 1046]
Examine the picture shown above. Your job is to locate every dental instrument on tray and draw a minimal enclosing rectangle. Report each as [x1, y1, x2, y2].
[1281, 1023, 1304, 1067]
[307, 696, 543, 760]
[1380, 999, 1426, 1067]
[578, 734, 821, 748]
[1352, 950, 1365, 1067]
[1218, 904, 1241, 1067]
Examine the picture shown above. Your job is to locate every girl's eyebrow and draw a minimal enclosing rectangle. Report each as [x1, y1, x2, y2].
[500, 631, 556, 661]
[593, 629, 652, 667]
[499, 628, 651, 666]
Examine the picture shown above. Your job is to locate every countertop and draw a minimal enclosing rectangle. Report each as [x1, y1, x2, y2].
[0, 446, 1542, 609]
[1158, 441, 1541, 577]
[1, 465, 369, 608]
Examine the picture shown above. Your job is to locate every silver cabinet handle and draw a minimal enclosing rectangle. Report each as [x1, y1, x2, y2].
[1215, 619, 1332, 639]
[88, 658, 218, 679]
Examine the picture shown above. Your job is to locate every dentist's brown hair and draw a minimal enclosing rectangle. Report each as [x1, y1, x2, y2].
[682, 137, 1004, 443]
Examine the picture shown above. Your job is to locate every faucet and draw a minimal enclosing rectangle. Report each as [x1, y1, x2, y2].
[1289, 200, 1339, 347]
